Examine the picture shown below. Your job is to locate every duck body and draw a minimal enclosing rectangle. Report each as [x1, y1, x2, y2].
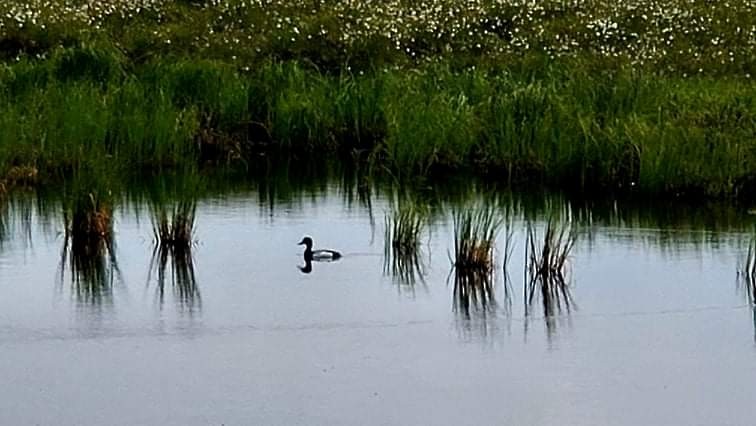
[298, 237, 342, 261]
[308, 249, 342, 261]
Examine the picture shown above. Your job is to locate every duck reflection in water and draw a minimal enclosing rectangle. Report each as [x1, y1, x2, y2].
[299, 258, 313, 274]
[298, 236, 341, 274]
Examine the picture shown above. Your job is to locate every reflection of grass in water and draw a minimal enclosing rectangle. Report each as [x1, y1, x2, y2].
[500, 212, 516, 308]
[0, 191, 36, 248]
[737, 236, 756, 305]
[0, 196, 7, 246]
[148, 200, 201, 314]
[384, 205, 426, 286]
[61, 234, 118, 305]
[59, 192, 120, 306]
[736, 235, 756, 342]
[451, 205, 503, 317]
[453, 268, 496, 318]
[524, 220, 577, 324]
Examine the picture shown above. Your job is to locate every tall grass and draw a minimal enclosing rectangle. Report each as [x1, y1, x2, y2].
[0, 44, 753, 197]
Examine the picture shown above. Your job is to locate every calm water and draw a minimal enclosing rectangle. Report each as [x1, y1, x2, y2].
[1, 180, 755, 425]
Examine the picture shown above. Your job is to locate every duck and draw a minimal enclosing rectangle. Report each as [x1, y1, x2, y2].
[298, 236, 342, 261]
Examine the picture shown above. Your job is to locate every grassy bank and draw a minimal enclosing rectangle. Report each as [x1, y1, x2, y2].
[0, 0, 754, 198]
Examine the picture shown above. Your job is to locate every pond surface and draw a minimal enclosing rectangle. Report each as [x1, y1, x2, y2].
[1, 178, 755, 425]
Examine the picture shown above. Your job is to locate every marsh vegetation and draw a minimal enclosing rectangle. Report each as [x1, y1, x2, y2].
[59, 188, 120, 305]
[524, 220, 577, 319]
[146, 176, 201, 313]
[0, 0, 752, 198]
[383, 204, 427, 286]
[451, 206, 503, 316]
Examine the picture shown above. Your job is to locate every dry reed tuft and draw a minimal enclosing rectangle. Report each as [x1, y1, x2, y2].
[64, 192, 112, 241]
[5, 165, 38, 187]
[452, 206, 502, 272]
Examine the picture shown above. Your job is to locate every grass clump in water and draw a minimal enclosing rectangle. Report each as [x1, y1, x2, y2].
[149, 200, 200, 313]
[148, 184, 201, 314]
[524, 220, 577, 319]
[151, 200, 196, 250]
[384, 204, 427, 286]
[452, 206, 502, 272]
[60, 185, 120, 305]
[450, 205, 503, 316]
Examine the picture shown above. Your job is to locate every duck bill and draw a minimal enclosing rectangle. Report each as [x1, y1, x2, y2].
[297, 239, 306, 245]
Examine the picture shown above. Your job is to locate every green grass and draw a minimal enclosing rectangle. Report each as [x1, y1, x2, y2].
[0, 0, 753, 199]
[1, 57, 752, 197]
